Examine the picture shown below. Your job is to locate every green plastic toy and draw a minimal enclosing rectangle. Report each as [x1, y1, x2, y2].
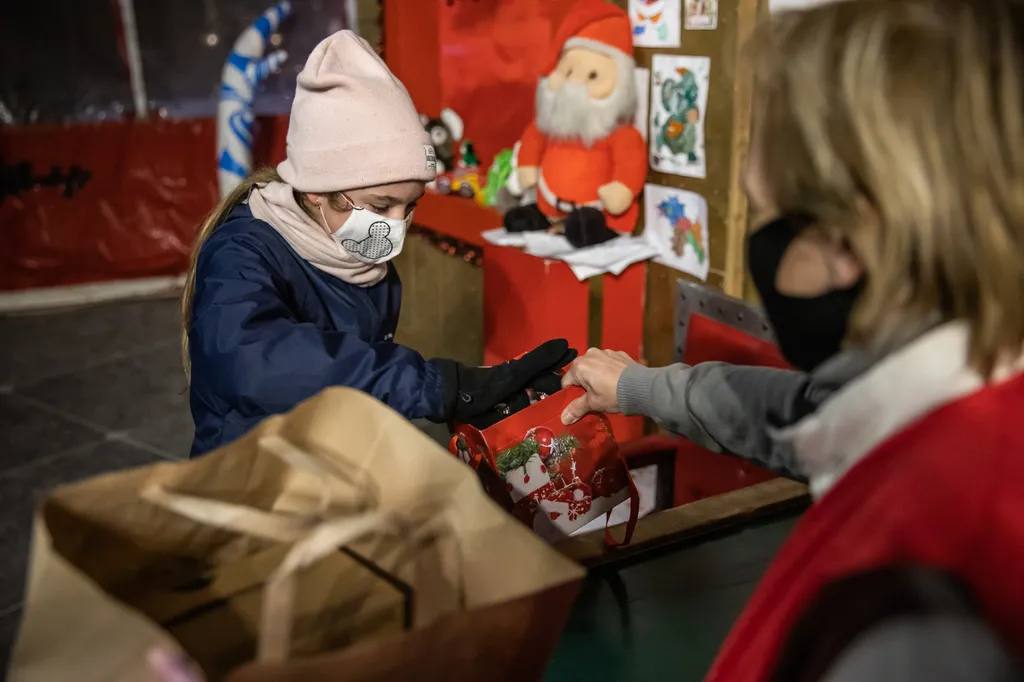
[460, 140, 480, 168]
[482, 148, 515, 207]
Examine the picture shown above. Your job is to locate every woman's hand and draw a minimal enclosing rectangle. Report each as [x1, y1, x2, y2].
[148, 649, 205, 682]
[560, 348, 637, 424]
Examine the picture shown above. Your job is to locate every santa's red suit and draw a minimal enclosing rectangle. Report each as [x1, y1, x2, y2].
[706, 322, 1024, 681]
[517, 1, 647, 233]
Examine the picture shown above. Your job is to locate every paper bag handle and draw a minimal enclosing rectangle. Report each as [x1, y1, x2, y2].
[259, 511, 395, 663]
[140, 485, 315, 543]
[140, 435, 371, 542]
[139, 435, 398, 663]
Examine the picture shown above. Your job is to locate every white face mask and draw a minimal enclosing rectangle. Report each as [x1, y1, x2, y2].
[319, 195, 412, 264]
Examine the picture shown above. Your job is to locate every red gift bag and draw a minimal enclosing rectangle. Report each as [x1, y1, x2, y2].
[450, 387, 639, 545]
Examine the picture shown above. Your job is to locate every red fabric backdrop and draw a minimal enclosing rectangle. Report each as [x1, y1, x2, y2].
[436, 0, 564, 171]
[1, 0, 574, 292]
[0, 117, 287, 291]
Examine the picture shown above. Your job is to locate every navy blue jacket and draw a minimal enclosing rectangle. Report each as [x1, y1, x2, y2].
[188, 205, 445, 457]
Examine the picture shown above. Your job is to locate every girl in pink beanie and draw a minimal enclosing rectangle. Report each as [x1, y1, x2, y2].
[181, 31, 573, 457]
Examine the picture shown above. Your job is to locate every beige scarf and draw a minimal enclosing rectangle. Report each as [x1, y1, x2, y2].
[247, 181, 387, 286]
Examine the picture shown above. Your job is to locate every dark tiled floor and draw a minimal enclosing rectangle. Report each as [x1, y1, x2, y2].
[0, 296, 449, 671]
[0, 298, 187, 671]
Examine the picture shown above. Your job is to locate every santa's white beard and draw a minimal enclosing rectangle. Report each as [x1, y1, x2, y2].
[535, 66, 636, 147]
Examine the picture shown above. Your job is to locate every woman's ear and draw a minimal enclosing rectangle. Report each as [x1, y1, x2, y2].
[305, 193, 321, 207]
[824, 196, 880, 289]
[829, 247, 864, 289]
[820, 227, 865, 290]
[776, 227, 864, 297]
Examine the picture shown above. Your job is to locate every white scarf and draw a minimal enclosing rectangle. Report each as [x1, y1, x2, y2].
[772, 320, 1024, 499]
[247, 181, 387, 286]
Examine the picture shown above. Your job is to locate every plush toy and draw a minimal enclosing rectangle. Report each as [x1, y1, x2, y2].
[504, 0, 647, 249]
[420, 108, 465, 174]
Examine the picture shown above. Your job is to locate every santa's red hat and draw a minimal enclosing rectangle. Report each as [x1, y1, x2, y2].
[545, 0, 635, 74]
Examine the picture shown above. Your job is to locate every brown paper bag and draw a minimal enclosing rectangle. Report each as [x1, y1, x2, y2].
[7, 387, 585, 682]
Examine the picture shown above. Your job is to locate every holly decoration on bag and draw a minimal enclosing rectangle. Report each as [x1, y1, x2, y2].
[495, 430, 580, 484]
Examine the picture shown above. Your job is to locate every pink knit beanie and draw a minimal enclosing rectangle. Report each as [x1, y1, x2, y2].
[278, 31, 437, 193]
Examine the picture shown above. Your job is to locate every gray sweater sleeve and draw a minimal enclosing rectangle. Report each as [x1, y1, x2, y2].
[616, 362, 809, 478]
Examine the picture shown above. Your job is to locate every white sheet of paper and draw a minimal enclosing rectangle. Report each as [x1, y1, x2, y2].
[562, 237, 658, 281]
[561, 236, 656, 266]
[634, 67, 651, 141]
[521, 232, 578, 258]
[569, 255, 643, 281]
[481, 228, 528, 247]
[684, 0, 718, 30]
[559, 236, 634, 266]
[643, 183, 710, 281]
[770, 0, 838, 11]
[571, 464, 659, 536]
[609, 250, 656, 276]
[568, 263, 603, 280]
[650, 54, 711, 179]
[629, 0, 682, 48]
[491, 232, 658, 282]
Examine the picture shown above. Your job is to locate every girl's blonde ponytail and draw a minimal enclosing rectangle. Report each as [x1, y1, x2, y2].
[181, 167, 282, 380]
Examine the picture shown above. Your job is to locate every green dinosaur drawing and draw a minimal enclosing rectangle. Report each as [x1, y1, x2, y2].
[655, 68, 701, 164]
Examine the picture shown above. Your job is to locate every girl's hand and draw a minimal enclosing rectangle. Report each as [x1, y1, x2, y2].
[148, 649, 205, 682]
[560, 349, 636, 424]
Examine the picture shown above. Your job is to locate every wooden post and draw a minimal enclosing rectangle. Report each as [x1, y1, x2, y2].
[641, 0, 768, 365]
[723, 0, 764, 297]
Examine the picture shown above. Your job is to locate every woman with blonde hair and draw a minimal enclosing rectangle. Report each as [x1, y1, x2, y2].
[564, 0, 1024, 679]
[182, 30, 573, 457]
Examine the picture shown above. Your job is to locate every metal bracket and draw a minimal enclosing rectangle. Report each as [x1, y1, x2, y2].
[675, 279, 776, 362]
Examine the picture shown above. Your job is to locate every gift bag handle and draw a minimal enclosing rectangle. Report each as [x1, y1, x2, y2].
[603, 474, 640, 548]
[139, 435, 401, 663]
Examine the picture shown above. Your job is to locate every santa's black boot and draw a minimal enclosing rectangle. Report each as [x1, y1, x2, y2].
[503, 203, 550, 233]
[564, 207, 618, 248]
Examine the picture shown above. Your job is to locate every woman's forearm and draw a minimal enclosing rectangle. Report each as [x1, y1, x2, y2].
[617, 362, 809, 478]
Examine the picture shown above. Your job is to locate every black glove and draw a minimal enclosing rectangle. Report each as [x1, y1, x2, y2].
[564, 206, 618, 248]
[503, 203, 550, 233]
[432, 339, 577, 429]
[478, 370, 567, 428]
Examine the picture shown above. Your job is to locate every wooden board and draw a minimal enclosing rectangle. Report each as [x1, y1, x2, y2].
[639, 0, 766, 366]
[556, 478, 808, 568]
[392, 233, 483, 366]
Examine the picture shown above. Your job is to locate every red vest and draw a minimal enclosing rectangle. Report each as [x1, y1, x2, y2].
[706, 372, 1024, 682]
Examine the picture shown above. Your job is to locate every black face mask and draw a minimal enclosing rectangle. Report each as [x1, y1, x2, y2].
[747, 214, 864, 372]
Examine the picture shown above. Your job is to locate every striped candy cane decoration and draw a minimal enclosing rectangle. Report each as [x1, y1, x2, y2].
[217, 1, 292, 198]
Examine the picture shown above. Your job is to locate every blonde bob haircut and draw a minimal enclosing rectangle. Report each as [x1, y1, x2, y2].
[749, 0, 1024, 376]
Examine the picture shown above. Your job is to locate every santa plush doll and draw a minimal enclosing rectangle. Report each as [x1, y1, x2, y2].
[505, 0, 647, 248]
